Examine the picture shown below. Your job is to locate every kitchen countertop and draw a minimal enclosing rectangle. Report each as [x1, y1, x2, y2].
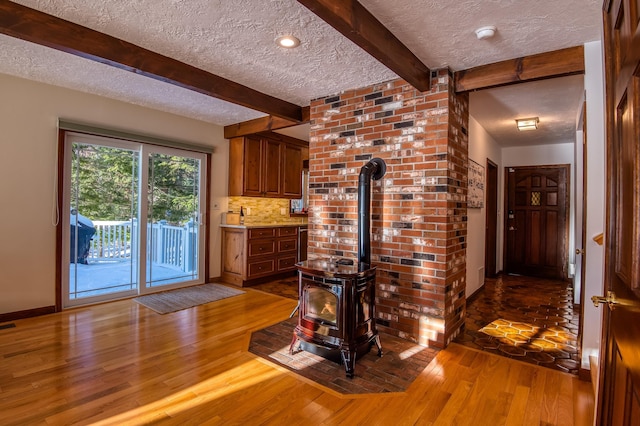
[220, 223, 307, 229]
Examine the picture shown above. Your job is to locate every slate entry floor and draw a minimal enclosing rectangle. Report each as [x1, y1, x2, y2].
[454, 274, 581, 375]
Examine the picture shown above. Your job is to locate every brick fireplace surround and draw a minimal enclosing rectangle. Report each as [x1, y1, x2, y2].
[307, 69, 469, 348]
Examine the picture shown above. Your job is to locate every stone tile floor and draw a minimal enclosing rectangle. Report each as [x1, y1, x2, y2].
[454, 274, 581, 375]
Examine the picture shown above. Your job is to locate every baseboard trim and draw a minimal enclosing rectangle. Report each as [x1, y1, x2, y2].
[466, 285, 485, 304]
[0, 306, 56, 323]
[578, 367, 591, 382]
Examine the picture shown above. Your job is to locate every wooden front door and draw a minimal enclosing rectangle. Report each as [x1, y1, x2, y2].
[598, 0, 640, 423]
[505, 165, 569, 279]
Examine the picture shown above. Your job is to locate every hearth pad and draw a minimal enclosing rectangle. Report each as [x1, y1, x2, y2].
[248, 317, 439, 395]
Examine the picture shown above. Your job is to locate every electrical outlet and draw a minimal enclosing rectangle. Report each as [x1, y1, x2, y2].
[212, 202, 220, 210]
[246, 207, 251, 215]
[280, 208, 286, 215]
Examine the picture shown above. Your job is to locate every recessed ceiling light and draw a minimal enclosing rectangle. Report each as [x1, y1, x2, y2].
[276, 35, 301, 49]
[516, 117, 539, 131]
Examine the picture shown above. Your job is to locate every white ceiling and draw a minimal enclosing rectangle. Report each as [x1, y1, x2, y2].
[1, 0, 602, 146]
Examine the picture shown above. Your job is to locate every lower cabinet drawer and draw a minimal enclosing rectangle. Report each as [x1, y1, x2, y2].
[248, 259, 275, 277]
[277, 255, 297, 271]
[278, 238, 298, 253]
[278, 227, 298, 237]
[248, 240, 276, 257]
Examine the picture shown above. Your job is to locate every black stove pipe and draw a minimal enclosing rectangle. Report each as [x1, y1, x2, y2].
[358, 158, 386, 266]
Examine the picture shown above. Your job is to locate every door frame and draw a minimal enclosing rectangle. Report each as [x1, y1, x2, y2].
[503, 164, 571, 279]
[576, 101, 589, 380]
[484, 159, 498, 278]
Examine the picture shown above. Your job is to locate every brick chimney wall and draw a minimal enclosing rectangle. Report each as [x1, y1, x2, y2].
[307, 70, 469, 347]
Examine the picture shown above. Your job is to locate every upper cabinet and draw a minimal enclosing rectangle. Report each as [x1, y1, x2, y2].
[229, 132, 307, 199]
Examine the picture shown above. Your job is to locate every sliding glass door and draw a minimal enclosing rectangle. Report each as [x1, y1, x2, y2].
[144, 149, 202, 289]
[64, 133, 206, 307]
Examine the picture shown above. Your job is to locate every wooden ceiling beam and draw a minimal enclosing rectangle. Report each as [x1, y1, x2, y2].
[297, 0, 431, 91]
[224, 107, 310, 139]
[0, 0, 304, 122]
[454, 46, 585, 93]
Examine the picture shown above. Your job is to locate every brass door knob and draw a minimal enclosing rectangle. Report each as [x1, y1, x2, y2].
[576, 248, 585, 255]
[591, 291, 619, 310]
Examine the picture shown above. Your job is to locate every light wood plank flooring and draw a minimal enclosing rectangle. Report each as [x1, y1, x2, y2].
[0, 288, 594, 425]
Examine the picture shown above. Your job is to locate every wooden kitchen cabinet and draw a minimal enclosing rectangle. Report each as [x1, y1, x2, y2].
[221, 225, 300, 287]
[228, 132, 305, 199]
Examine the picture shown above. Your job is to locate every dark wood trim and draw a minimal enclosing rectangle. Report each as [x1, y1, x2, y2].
[208, 275, 222, 283]
[301, 106, 311, 123]
[255, 131, 309, 147]
[466, 284, 485, 304]
[0, 1, 304, 121]
[578, 367, 592, 382]
[484, 159, 498, 278]
[225, 116, 301, 139]
[224, 107, 310, 139]
[454, 46, 585, 93]
[0, 306, 56, 323]
[296, 0, 431, 91]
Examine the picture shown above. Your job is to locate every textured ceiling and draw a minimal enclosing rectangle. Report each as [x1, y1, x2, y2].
[1, 0, 602, 145]
[361, 0, 602, 71]
[470, 75, 585, 147]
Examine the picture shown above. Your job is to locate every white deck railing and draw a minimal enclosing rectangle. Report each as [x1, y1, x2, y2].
[88, 220, 197, 272]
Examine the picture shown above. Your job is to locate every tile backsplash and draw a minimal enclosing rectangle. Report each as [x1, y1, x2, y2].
[227, 197, 307, 225]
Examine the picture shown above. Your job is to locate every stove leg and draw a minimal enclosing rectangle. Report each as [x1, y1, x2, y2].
[340, 348, 356, 378]
[289, 334, 301, 355]
[373, 335, 383, 357]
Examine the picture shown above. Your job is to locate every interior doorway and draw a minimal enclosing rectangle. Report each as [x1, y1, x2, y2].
[484, 159, 498, 278]
[63, 132, 207, 307]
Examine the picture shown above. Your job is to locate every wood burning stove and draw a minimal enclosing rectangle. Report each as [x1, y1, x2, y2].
[290, 158, 386, 377]
[291, 259, 380, 377]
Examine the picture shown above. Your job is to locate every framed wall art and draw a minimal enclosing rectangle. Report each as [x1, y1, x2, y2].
[468, 159, 485, 208]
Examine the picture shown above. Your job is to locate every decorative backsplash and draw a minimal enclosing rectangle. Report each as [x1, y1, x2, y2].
[227, 196, 308, 225]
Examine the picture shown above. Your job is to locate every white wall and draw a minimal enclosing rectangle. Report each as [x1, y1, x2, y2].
[466, 116, 502, 297]
[0, 74, 228, 315]
[502, 142, 576, 167]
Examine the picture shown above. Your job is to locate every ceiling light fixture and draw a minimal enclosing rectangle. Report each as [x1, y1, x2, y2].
[516, 117, 539, 131]
[276, 35, 301, 48]
[475, 26, 497, 40]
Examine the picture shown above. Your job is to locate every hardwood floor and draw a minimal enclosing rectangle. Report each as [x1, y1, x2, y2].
[0, 287, 594, 425]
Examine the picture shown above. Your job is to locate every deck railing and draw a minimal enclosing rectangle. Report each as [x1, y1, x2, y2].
[88, 219, 197, 272]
